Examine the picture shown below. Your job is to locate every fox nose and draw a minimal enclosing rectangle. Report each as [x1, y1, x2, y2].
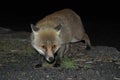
[48, 57, 54, 62]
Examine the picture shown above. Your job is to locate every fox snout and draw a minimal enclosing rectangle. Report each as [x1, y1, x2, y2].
[46, 54, 54, 63]
[47, 57, 54, 62]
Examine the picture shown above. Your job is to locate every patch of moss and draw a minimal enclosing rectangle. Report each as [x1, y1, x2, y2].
[61, 57, 77, 69]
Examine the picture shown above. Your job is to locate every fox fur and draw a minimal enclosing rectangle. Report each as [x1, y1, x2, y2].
[31, 8, 91, 67]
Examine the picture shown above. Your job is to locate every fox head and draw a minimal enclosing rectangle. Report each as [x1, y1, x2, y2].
[31, 24, 62, 63]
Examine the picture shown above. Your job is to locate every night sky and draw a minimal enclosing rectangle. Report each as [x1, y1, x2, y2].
[0, 0, 120, 50]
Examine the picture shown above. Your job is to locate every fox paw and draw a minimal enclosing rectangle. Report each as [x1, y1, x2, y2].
[35, 64, 42, 68]
[53, 64, 60, 67]
[86, 46, 91, 50]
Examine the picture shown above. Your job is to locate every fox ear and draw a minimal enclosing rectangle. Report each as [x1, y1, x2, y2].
[54, 24, 62, 35]
[31, 24, 39, 32]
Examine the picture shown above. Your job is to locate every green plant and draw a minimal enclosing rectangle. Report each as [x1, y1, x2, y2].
[61, 57, 76, 69]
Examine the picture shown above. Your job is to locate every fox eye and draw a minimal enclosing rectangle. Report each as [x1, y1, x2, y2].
[52, 45, 56, 49]
[41, 45, 45, 49]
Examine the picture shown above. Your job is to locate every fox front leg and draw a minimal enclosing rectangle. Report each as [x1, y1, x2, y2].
[54, 52, 61, 67]
[34, 49, 44, 68]
[82, 33, 91, 50]
[35, 54, 44, 68]
[54, 44, 67, 67]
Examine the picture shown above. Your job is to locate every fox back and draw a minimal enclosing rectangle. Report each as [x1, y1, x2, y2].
[35, 9, 86, 43]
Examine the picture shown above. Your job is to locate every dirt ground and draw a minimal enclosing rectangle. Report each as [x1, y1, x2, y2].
[0, 28, 120, 80]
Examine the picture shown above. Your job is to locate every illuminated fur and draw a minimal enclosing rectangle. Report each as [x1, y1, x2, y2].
[31, 9, 91, 67]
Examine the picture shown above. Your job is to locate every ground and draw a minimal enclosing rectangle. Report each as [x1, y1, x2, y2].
[0, 28, 120, 80]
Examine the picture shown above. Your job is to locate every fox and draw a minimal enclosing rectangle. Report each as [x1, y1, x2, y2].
[30, 8, 91, 67]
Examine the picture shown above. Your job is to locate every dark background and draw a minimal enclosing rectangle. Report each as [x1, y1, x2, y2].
[0, 0, 120, 50]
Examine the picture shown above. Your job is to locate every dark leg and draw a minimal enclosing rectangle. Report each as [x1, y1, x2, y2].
[82, 33, 91, 50]
[35, 54, 44, 68]
[53, 45, 66, 67]
[33, 48, 44, 68]
[54, 53, 61, 67]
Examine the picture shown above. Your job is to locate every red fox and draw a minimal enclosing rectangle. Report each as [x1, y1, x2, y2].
[31, 9, 91, 67]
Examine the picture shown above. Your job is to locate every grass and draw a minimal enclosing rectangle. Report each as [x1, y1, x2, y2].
[62, 57, 77, 69]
